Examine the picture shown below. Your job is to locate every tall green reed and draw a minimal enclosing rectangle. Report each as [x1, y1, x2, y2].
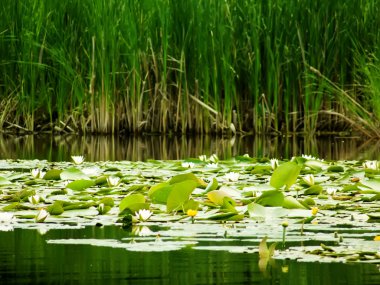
[1, 0, 380, 136]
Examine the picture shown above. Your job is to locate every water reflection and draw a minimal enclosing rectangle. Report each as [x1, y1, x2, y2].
[0, 226, 379, 285]
[0, 134, 379, 162]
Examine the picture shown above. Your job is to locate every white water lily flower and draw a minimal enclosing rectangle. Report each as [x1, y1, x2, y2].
[302, 174, 315, 186]
[302, 154, 316, 160]
[181, 162, 195, 168]
[35, 209, 49, 223]
[209, 154, 219, 163]
[363, 161, 379, 170]
[31, 169, 40, 178]
[224, 172, 240, 182]
[206, 163, 219, 168]
[31, 169, 45, 179]
[71, 155, 85, 165]
[326, 187, 337, 196]
[28, 195, 40, 205]
[134, 209, 153, 222]
[270, 158, 279, 170]
[0, 212, 14, 223]
[199, 155, 207, 162]
[107, 176, 120, 187]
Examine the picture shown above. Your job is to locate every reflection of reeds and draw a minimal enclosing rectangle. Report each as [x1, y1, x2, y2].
[0, 1, 380, 135]
[0, 134, 379, 162]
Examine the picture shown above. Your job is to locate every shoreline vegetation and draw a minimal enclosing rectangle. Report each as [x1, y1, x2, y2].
[1, 1, 380, 136]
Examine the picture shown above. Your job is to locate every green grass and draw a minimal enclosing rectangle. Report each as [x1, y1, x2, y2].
[0, 0, 380, 135]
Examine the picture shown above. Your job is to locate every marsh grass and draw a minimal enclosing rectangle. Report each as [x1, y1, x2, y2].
[1, 0, 380, 136]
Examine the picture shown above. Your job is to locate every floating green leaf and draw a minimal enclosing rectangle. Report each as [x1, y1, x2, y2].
[119, 193, 146, 214]
[43, 169, 62, 180]
[270, 161, 301, 189]
[204, 178, 218, 193]
[327, 165, 345, 172]
[207, 190, 231, 206]
[304, 185, 323, 195]
[0, 176, 12, 185]
[148, 182, 173, 204]
[282, 196, 307, 209]
[167, 180, 197, 213]
[183, 199, 199, 212]
[255, 190, 284, 207]
[60, 167, 89, 180]
[66, 179, 95, 191]
[169, 173, 206, 187]
[47, 201, 65, 215]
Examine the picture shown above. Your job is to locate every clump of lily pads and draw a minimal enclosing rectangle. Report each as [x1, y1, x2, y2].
[0, 154, 379, 263]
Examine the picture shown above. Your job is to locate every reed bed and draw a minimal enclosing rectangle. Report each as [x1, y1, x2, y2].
[1, 0, 380, 136]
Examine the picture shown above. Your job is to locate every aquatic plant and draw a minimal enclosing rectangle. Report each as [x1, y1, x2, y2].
[1, 1, 380, 135]
[0, 155, 379, 263]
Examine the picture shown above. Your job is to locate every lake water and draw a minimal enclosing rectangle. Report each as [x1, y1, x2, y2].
[1, 226, 379, 285]
[0, 134, 379, 162]
[1, 134, 380, 284]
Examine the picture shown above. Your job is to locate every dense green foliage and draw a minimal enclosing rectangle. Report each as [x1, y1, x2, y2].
[1, 0, 380, 135]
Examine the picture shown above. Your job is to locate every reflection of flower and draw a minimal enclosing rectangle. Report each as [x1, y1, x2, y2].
[302, 174, 315, 186]
[0, 212, 15, 232]
[270, 159, 279, 170]
[28, 195, 40, 205]
[107, 176, 120, 187]
[0, 212, 14, 223]
[37, 226, 49, 235]
[181, 162, 195, 168]
[134, 209, 153, 222]
[224, 172, 240, 182]
[71, 155, 85, 165]
[132, 225, 154, 237]
[35, 209, 49, 223]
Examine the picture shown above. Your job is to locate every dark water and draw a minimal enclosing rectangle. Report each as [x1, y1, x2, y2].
[0, 134, 379, 162]
[0, 226, 379, 285]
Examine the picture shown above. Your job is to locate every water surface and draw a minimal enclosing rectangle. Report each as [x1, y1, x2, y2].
[0, 134, 378, 162]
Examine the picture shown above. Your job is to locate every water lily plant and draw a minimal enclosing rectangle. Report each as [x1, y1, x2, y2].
[302, 174, 315, 186]
[270, 158, 279, 170]
[187, 209, 198, 223]
[107, 176, 120, 187]
[28, 195, 41, 205]
[35, 209, 49, 223]
[224, 172, 240, 182]
[31, 169, 45, 179]
[181, 162, 195, 168]
[71, 155, 85, 165]
[134, 209, 153, 222]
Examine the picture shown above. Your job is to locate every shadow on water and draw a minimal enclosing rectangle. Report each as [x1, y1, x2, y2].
[0, 134, 379, 162]
[0, 226, 379, 285]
